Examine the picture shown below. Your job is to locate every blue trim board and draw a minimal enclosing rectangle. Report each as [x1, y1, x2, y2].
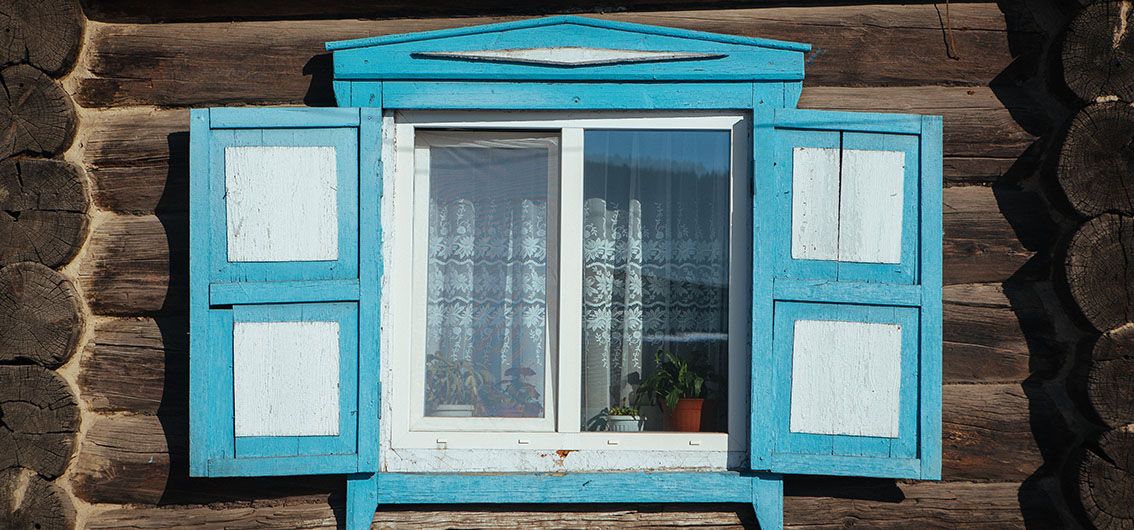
[211, 107, 360, 128]
[326, 15, 810, 52]
[919, 115, 944, 480]
[209, 279, 360, 305]
[381, 82, 755, 110]
[188, 109, 213, 477]
[357, 106, 384, 472]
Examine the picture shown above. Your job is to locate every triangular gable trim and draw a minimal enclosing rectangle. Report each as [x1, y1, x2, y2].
[325, 15, 810, 53]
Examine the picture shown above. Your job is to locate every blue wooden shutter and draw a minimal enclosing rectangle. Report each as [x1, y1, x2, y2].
[751, 109, 942, 480]
[189, 107, 381, 477]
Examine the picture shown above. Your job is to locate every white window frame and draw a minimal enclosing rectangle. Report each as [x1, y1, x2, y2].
[382, 111, 751, 472]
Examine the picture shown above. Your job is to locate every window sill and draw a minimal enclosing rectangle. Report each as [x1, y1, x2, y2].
[381, 446, 747, 473]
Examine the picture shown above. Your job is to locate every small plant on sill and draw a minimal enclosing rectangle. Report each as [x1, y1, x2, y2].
[496, 365, 542, 418]
[605, 399, 645, 432]
[425, 353, 491, 417]
[633, 349, 714, 432]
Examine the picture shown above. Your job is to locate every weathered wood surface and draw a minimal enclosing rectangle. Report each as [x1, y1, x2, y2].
[78, 185, 1035, 315]
[1089, 327, 1134, 429]
[80, 317, 186, 414]
[1057, 101, 1134, 217]
[0, 262, 84, 367]
[943, 283, 1055, 384]
[74, 4, 1033, 108]
[0, 64, 76, 159]
[0, 158, 89, 268]
[1079, 430, 1134, 530]
[1065, 213, 1134, 332]
[0, 365, 79, 480]
[83, 481, 1054, 529]
[70, 413, 340, 505]
[1062, 0, 1134, 103]
[78, 214, 186, 315]
[78, 286, 1045, 418]
[0, 0, 84, 77]
[83, 88, 1036, 215]
[0, 468, 76, 530]
[71, 383, 1046, 505]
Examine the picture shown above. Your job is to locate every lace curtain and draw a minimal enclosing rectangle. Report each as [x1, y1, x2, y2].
[581, 129, 731, 428]
[423, 135, 553, 418]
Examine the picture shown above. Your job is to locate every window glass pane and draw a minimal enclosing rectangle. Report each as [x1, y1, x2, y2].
[421, 132, 557, 419]
[582, 129, 731, 432]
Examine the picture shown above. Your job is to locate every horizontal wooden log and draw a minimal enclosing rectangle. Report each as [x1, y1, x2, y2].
[82, 88, 1038, 215]
[71, 382, 1046, 505]
[71, 413, 339, 505]
[1079, 430, 1134, 530]
[0, 468, 75, 530]
[1061, 0, 1134, 103]
[942, 184, 1042, 286]
[74, 4, 1033, 108]
[78, 214, 186, 315]
[0, 365, 80, 480]
[79, 316, 186, 414]
[0, 0, 85, 77]
[0, 262, 84, 368]
[1065, 213, 1134, 332]
[942, 283, 1056, 384]
[0, 65, 75, 159]
[1088, 326, 1134, 429]
[0, 159, 90, 268]
[84, 480, 1051, 529]
[76, 185, 1039, 315]
[942, 383, 1055, 482]
[78, 284, 1051, 416]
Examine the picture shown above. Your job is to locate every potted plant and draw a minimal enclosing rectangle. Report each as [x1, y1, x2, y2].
[605, 402, 645, 432]
[496, 365, 542, 417]
[425, 353, 490, 417]
[633, 350, 713, 432]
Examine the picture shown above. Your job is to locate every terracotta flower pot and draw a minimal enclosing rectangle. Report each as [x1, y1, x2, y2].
[670, 398, 704, 432]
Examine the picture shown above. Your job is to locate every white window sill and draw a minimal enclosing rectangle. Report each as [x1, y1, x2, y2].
[381, 447, 747, 473]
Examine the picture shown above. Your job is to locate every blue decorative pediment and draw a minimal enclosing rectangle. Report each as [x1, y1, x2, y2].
[326, 16, 808, 82]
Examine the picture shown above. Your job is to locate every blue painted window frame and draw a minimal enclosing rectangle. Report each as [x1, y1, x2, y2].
[187, 16, 942, 530]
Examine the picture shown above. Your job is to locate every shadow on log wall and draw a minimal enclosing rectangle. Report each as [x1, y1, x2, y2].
[68, 0, 1098, 527]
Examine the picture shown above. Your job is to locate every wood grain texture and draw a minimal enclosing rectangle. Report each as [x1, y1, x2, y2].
[0, 65, 75, 159]
[1062, 0, 1134, 103]
[73, 4, 1031, 108]
[942, 283, 1055, 384]
[0, 158, 89, 268]
[80, 185, 1033, 315]
[79, 316, 187, 415]
[0, 468, 76, 530]
[0, 0, 84, 77]
[942, 185, 1039, 286]
[1065, 213, 1134, 332]
[71, 413, 339, 505]
[1079, 430, 1134, 530]
[1057, 101, 1134, 217]
[83, 480, 1054, 529]
[0, 262, 83, 367]
[82, 88, 1035, 215]
[0, 365, 79, 480]
[942, 383, 1056, 482]
[1088, 327, 1134, 429]
[78, 213, 186, 315]
[71, 382, 1045, 506]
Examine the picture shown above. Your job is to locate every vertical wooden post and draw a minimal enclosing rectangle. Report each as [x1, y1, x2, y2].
[345, 473, 378, 530]
[752, 474, 784, 530]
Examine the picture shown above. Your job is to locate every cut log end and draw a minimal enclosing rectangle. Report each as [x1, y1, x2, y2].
[0, 64, 76, 159]
[0, 0, 84, 77]
[0, 468, 76, 530]
[1063, 1, 1134, 102]
[1090, 328, 1134, 428]
[0, 159, 89, 268]
[1080, 430, 1134, 530]
[1065, 214, 1134, 332]
[1058, 102, 1134, 217]
[0, 365, 79, 480]
[0, 262, 83, 368]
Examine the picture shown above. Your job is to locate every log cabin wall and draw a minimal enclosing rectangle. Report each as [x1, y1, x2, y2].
[2, 0, 1131, 527]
